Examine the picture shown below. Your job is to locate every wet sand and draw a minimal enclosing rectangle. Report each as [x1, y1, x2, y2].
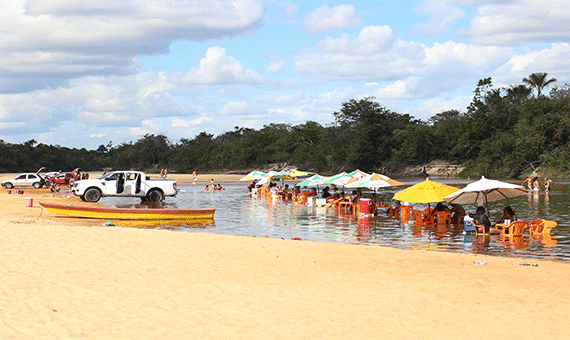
[1, 173, 570, 339]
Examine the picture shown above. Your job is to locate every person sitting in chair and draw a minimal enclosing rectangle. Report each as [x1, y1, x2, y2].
[469, 206, 499, 234]
[450, 203, 465, 224]
[496, 206, 516, 227]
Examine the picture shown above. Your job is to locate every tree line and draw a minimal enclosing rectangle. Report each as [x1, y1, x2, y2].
[1, 72, 568, 179]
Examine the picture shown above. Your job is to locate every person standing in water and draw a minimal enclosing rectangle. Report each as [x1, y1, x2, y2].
[521, 175, 534, 191]
[193, 170, 197, 185]
[532, 177, 540, 192]
[544, 178, 553, 193]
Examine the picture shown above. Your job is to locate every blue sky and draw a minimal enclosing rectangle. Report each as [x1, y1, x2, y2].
[1, 0, 569, 149]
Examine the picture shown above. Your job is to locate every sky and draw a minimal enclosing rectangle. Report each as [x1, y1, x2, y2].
[1, 0, 569, 150]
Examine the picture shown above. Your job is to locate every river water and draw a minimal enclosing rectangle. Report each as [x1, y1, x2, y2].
[100, 178, 570, 262]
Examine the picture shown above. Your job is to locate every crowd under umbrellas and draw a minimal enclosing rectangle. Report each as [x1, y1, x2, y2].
[248, 169, 406, 212]
[245, 170, 555, 244]
[246, 170, 528, 222]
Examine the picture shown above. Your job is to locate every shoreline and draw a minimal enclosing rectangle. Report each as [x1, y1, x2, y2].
[1, 173, 570, 338]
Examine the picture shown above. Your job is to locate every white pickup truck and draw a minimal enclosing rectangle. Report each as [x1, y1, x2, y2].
[72, 170, 178, 203]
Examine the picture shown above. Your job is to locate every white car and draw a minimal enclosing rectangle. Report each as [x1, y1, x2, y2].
[1, 173, 45, 189]
[72, 170, 178, 202]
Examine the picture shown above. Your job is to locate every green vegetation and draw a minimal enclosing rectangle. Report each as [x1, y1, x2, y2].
[2, 73, 569, 178]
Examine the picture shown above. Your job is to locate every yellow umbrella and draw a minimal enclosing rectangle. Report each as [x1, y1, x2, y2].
[288, 169, 315, 179]
[392, 179, 459, 203]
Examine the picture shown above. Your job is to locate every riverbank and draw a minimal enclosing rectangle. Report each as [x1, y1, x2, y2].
[1, 175, 570, 339]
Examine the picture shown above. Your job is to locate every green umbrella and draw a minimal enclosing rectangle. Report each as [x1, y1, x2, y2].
[295, 174, 329, 187]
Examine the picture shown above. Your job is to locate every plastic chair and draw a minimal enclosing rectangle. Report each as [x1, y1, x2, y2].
[433, 211, 451, 224]
[411, 209, 433, 224]
[473, 221, 488, 235]
[337, 197, 354, 214]
[293, 193, 308, 205]
[386, 206, 401, 219]
[400, 205, 412, 222]
[421, 209, 434, 224]
[259, 187, 269, 198]
[501, 221, 530, 238]
[411, 210, 424, 224]
[529, 219, 545, 237]
[541, 220, 558, 236]
[422, 208, 433, 217]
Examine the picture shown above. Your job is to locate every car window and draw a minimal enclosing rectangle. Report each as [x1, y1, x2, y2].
[17, 175, 26, 180]
[106, 173, 119, 180]
[29, 174, 38, 180]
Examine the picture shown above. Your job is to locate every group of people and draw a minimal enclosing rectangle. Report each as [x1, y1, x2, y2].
[522, 175, 553, 193]
[205, 178, 224, 192]
[412, 201, 517, 234]
[49, 183, 61, 193]
[463, 205, 517, 234]
[246, 178, 525, 235]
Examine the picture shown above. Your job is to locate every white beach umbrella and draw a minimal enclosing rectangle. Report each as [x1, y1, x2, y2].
[443, 175, 526, 211]
[256, 171, 279, 185]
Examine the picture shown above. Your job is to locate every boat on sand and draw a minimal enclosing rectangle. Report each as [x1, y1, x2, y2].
[39, 202, 215, 221]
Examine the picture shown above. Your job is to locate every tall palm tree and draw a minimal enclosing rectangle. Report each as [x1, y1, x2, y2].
[522, 72, 557, 97]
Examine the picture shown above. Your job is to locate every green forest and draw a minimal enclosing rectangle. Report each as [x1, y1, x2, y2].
[2, 73, 569, 179]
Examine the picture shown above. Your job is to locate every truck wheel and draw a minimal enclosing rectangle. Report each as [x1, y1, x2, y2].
[84, 188, 102, 203]
[33, 182, 42, 189]
[146, 189, 164, 202]
[80, 195, 87, 202]
[4, 182, 13, 189]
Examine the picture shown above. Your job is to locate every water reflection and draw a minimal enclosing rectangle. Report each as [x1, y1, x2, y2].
[99, 179, 570, 261]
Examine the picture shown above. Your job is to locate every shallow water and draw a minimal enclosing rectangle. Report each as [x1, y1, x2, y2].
[100, 179, 570, 261]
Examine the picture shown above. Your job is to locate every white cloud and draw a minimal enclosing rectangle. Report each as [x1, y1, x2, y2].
[0, 71, 188, 141]
[296, 26, 512, 98]
[413, 95, 472, 119]
[304, 5, 363, 33]
[460, 0, 570, 46]
[0, 0, 264, 92]
[374, 80, 410, 99]
[264, 56, 286, 73]
[220, 101, 249, 115]
[128, 119, 162, 138]
[296, 26, 424, 80]
[171, 118, 190, 128]
[492, 43, 570, 84]
[173, 47, 265, 84]
[275, 90, 312, 105]
[189, 116, 212, 126]
[277, 1, 298, 17]
[413, 0, 467, 36]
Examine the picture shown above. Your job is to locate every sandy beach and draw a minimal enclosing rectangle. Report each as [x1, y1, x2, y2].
[1, 173, 570, 339]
